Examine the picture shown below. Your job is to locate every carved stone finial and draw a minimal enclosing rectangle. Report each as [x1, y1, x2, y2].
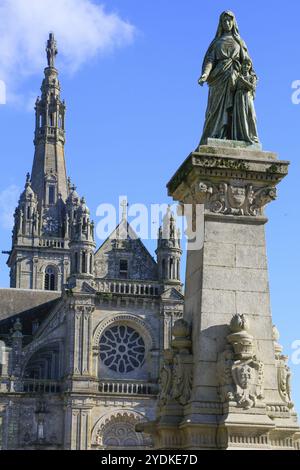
[230, 314, 249, 333]
[46, 32, 58, 68]
[11, 318, 23, 340]
[272, 324, 283, 356]
[13, 318, 22, 333]
[272, 325, 294, 408]
[227, 314, 253, 360]
[171, 319, 191, 353]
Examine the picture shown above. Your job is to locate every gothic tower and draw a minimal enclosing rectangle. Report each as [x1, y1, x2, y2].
[156, 207, 182, 292]
[69, 196, 96, 282]
[7, 34, 72, 291]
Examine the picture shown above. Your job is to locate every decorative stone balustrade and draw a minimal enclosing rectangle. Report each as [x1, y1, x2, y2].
[36, 126, 65, 139]
[95, 280, 161, 297]
[21, 379, 62, 394]
[98, 380, 158, 396]
[39, 238, 65, 249]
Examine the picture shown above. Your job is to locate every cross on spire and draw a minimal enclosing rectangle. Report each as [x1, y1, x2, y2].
[120, 199, 128, 221]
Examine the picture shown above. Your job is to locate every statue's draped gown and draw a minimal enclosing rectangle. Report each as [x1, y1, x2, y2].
[232, 73, 259, 143]
[200, 33, 243, 145]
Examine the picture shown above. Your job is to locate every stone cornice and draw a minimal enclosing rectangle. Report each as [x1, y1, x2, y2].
[168, 145, 289, 203]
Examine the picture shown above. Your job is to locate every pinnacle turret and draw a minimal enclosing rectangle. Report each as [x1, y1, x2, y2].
[156, 207, 182, 289]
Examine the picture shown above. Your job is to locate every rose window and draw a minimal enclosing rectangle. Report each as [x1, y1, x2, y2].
[100, 325, 145, 373]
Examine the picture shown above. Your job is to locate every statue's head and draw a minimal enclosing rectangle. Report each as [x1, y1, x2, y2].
[242, 57, 257, 80]
[216, 11, 239, 38]
[242, 58, 252, 74]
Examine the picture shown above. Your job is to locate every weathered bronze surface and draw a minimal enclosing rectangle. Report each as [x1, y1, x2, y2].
[198, 11, 259, 146]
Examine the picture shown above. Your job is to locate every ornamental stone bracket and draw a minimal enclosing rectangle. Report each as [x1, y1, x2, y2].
[136, 319, 193, 449]
[217, 314, 264, 410]
[158, 319, 193, 411]
[272, 325, 294, 409]
[167, 142, 289, 216]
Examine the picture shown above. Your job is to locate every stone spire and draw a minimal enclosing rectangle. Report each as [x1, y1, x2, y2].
[7, 34, 72, 290]
[31, 32, 68, 205]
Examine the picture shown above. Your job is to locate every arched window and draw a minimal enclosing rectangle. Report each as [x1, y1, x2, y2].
[82, 252, 86, 273]
[162, 259, 166, 278]
[44, 266, 56, 291]
[89, 253, 93, 274]
[74, 252, 78, 273]
[177, 259, 180, 280]
[170, 258, 174, 280]
[48, 185, 55, 205]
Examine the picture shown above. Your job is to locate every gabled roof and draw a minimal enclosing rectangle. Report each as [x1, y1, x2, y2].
[95, 218, 157, 273]
[161, 287, 184, 301]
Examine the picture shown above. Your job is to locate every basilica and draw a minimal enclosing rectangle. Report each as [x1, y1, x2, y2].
[0, 34, 184, 450]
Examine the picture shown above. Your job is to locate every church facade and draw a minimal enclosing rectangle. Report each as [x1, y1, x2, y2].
[0, 35, 184, 450]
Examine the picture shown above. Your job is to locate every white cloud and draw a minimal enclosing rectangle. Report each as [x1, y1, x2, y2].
[0, 0, 135, 102]
[0, 185, 20, 230]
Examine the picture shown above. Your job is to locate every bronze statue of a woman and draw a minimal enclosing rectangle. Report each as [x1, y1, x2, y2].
[198, 11, 259, 145]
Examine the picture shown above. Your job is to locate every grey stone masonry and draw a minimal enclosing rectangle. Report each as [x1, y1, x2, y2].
[143, 140, 300, 450]
[0, 34, 185, 451]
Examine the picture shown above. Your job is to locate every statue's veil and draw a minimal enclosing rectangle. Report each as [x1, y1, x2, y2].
[203, 10, 249, 68]
[215, 11, 240, 39]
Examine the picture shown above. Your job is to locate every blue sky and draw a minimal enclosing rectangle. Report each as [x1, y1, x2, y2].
[0, 0, 299, 412]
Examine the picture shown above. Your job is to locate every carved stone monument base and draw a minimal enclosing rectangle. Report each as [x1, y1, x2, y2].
[140, 140, 300, 450]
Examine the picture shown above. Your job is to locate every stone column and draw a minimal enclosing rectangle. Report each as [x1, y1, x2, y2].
[151, 139, 300, 450]
[63, 400, 92, 450]
[65, 300, 96, 386]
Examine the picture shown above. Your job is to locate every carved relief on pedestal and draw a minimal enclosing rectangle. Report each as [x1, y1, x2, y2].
[158, 319, 193, 408]
[217, 314, 264, 410]
[273, 325, 293, 408]
[197, 180, 277, 216]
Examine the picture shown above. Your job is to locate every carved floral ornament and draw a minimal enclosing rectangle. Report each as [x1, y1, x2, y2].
[217, 314, 264, 410]
[180, 180, 277, 217]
